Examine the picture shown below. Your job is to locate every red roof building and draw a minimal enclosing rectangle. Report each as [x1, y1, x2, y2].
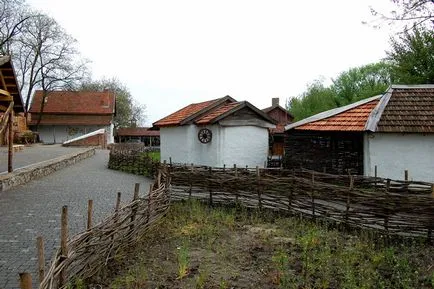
[284, 85, 434, 182]
[153, 96, 276, 167]
[28, 90, 116, 144]
[262, 97, 294, 158]
[115, 127, 160, 146]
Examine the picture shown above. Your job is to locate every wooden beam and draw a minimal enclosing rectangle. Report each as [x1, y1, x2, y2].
[0, 69, 7, 90]
[8, 108, 14, 173]
[0, 88, 13, 101]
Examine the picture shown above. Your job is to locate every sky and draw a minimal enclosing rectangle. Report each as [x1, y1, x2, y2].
[26, 0, 398, 125]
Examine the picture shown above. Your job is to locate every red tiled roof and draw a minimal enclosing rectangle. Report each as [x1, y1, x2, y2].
[29, 114, 113, 125]
[296, 99, 379, 131]
[195, 102, 241, 124]
[153, 99, 218, 127]
[116, 127, 160, 136]
[29, 90, 115, 114]
[376, 87, 434, 133]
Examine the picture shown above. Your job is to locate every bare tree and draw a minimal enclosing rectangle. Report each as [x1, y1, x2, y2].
[0, 0, 31, 53]
[367, 0, 433, 32]
[11, 13, 89, 120]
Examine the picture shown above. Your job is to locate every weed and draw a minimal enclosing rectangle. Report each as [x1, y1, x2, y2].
[177, 241, 190, 279]
[195, 268, 209, 289]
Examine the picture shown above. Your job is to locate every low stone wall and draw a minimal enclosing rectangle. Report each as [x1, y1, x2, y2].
[0, 148, 95, 192]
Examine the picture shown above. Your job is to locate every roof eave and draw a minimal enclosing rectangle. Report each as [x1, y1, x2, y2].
[285, 94, 383, 131]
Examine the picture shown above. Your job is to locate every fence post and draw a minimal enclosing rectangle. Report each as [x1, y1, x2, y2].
[59, 205, 68, 287]
[130, 183, 140, 232]
[8, 109, 14, 173]
[36, 236, 45, 285]
[431, 184, 434, 198]
[234, 164, 238, 177]
[311, 172, 315, 219]
[19, 272, 32, 289]
[386, 179, 391, 192]
[189, 164, 193, 198]
[345, 175, 353, 226]
[256, 166, 262, 210]
[374, 165, 378, 190]
[87, 199, 93, 230]
[208, 167, 213, 206]
[115, 192, 122, 212]
[404, 170, 408, 182]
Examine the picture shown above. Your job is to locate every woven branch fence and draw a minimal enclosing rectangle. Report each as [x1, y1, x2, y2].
[169, 165, 434, 240]
[37, 169, 171, 289]
[108, 143, 159, 177]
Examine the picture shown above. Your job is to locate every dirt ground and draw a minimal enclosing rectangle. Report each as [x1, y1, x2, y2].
[87, 200, 434, 289]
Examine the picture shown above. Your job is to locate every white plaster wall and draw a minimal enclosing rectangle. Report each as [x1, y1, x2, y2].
[365, 133, 434, 182]
[37, 125, 110, 144]
[220, 126, 269, 168]
[160, 125, 268, 167]
[160, 125, 220, 166]
[160, 126, 191, 164]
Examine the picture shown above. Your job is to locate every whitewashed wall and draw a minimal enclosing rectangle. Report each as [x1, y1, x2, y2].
[160, 124, 269, 167]
[364, 132, 434, 182]
[37, 125, 111, 144]
[220, 126, 269, 167]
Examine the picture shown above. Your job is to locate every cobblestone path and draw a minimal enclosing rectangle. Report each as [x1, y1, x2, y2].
[0, 150, 153, 289]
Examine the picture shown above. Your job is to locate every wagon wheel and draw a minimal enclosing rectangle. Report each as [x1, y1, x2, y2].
[198, 128, 212, 144]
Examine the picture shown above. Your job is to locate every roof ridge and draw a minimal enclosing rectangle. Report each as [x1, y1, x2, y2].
[285, 94, 383, 131]
[391, 84, 434, 89]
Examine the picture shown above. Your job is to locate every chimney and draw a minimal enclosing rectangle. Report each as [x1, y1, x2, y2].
[272, 97, 279, 107]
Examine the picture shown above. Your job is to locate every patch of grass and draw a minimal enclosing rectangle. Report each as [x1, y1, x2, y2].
[176, 240, 190, 279]
[88, 200, 434, 289]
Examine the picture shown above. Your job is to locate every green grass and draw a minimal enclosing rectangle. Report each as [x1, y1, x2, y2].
[147, 151, 160, 162]
[88, 200, 434, 289]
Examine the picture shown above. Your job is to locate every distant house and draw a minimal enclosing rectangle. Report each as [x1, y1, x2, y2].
[29, 90, 116, 144]
[262, 97, 293, 157]
[153, 95, 276, 167]
[115, 127, 160, 146]
[285, 85, 434, 182]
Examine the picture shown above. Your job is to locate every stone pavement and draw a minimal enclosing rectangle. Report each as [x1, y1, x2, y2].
[0, 150, 153, 289]
[0, 144, 86, 174]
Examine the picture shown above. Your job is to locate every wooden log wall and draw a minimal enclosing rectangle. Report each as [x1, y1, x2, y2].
[169, 165, 434, 240]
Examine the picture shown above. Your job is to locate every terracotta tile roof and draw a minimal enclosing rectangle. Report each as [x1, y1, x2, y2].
[376, 87, 434, 133]
[296, 99, 379, 131]
[195, 102, 241, 124]
[116, 127, 160, 137]
[153, 99, 219, 127]
[29, 90, 115, 114]
[29, 115, 113, 125]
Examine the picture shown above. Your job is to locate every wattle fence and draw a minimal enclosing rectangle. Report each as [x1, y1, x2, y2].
[37, 170, 170, 289]
[107, 143, 159, 177]
[169, 165, 434, 240]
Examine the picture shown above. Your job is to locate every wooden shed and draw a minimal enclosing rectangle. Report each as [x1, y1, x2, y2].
[285, 85, 434, 182]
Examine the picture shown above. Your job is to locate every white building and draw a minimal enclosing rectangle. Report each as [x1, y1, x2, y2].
[29, 90, 115, 144]
[153, 96, 276, 168]
[285, 85, 434, 182]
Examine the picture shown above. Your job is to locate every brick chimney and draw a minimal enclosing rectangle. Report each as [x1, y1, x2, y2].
[272, 97, 279, 107]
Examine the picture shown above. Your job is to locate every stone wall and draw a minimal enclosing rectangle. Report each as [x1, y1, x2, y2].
[0, 148, 95, 191]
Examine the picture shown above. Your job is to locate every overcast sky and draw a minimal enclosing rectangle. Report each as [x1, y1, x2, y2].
[27, 0, 397, 125]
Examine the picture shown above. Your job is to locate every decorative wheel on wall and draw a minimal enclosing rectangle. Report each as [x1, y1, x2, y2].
[198, 128, 212, 144]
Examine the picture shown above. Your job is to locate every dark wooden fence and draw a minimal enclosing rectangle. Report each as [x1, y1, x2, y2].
[169, 165, 434, 240]
[108, 143, 159, 177]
